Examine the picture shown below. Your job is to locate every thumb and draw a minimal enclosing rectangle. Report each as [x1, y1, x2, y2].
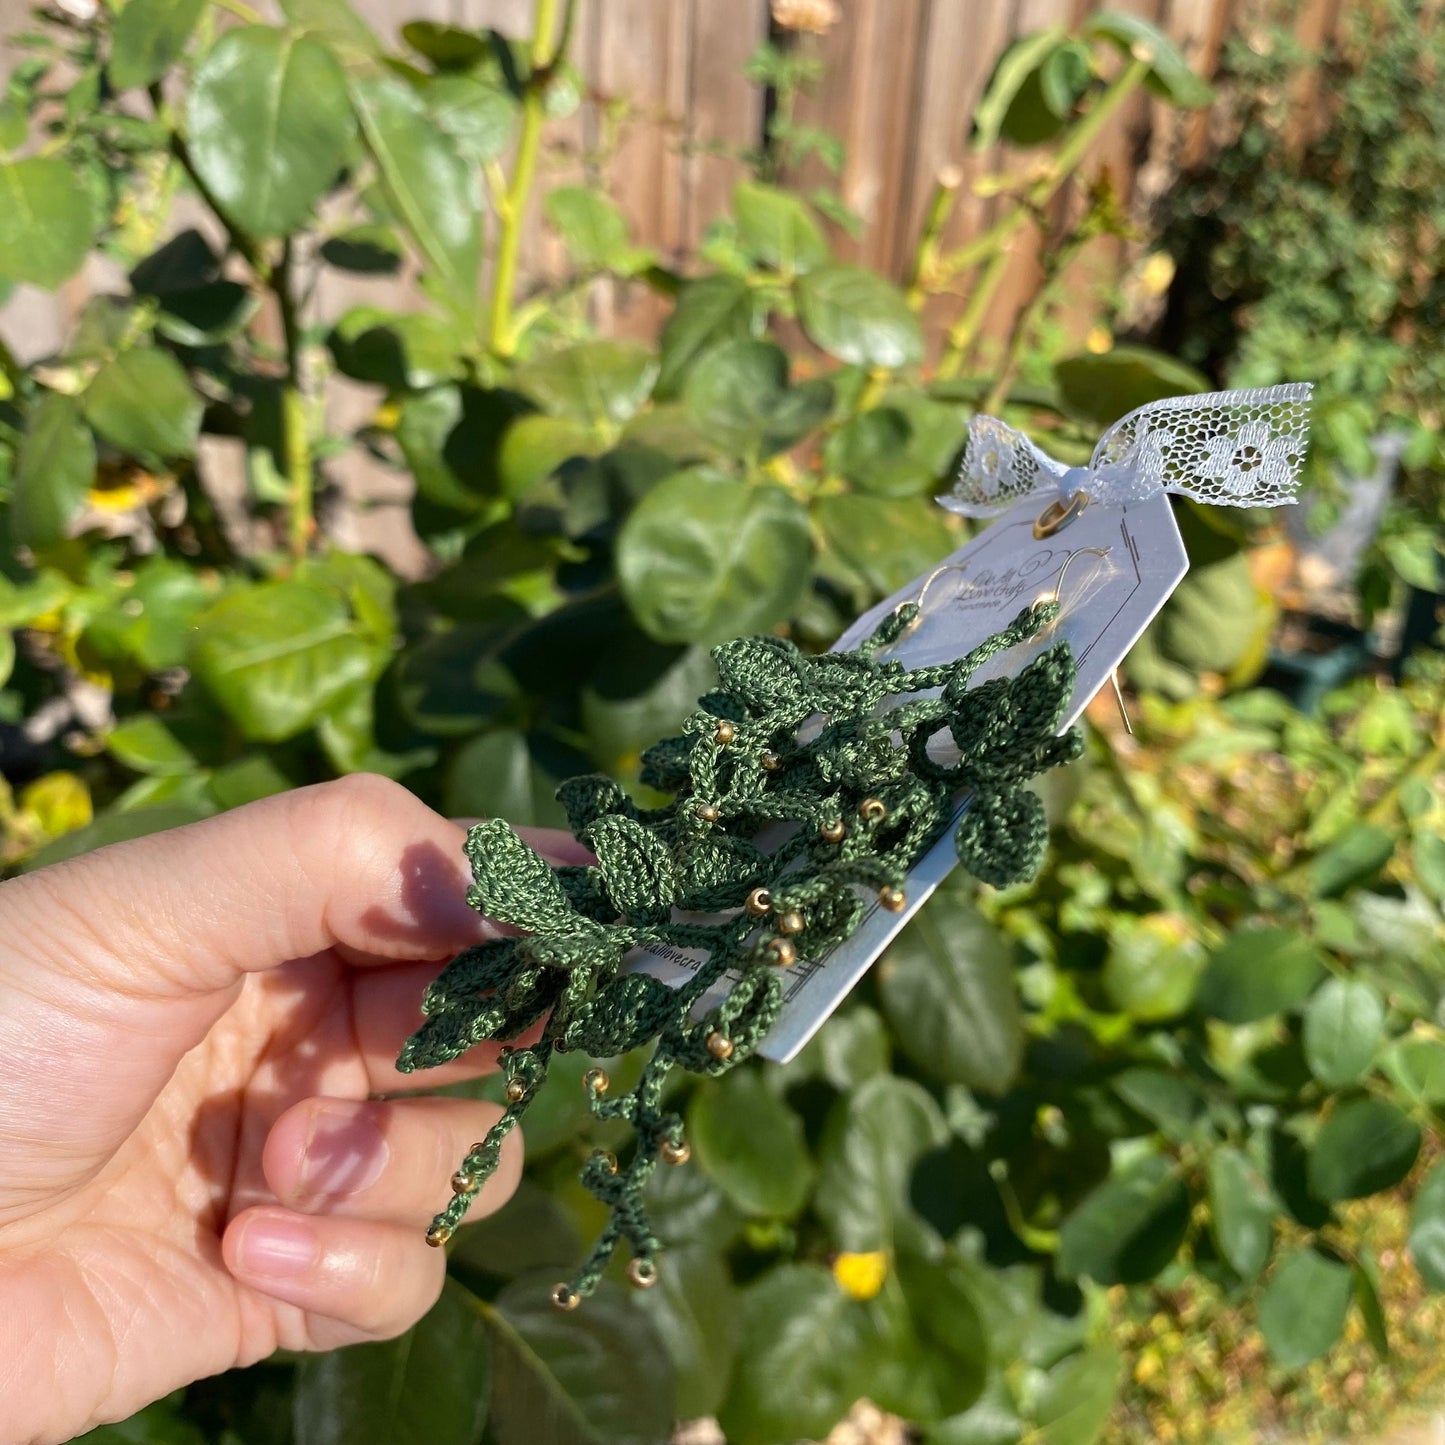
[0, 775, 487, 1210]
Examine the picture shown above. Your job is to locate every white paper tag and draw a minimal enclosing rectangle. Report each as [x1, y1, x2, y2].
[626, 490, 1188, 1063]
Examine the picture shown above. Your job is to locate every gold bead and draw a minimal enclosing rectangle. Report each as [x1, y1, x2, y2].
[706, 1031, 734, 1060]
[425, 1222, 453, 1248]
[498, 1045, 515, 1061]
[661, 1137, 691, 1166]
[451, 1171, 477, 1195]
[695, 802, 720, 823]
[859, 797, 887, 823]
[714, 720, 736, 745]
[766, 937, 797, 968]
[596, 1149, 619, 1176]
[761, 750, 783, 772]
[879, 885, 907, 913]
[820, 819, 846, 843]
[505, 1078, 527, 1103]
[744, 886, 773, 917]
[584, 1067, 610, 1095]
[777, 909, 805, 935]
[627, 1256, 659, 1289]
[551, 1282, 580, 1311]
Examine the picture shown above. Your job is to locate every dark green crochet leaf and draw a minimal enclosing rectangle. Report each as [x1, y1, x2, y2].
[586, 813, 678, 922]
[463, 818, 591, 933]
[955, 787, 1048, 889]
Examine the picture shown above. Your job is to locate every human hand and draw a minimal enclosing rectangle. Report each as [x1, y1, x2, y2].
[0, 775, 580, 1445]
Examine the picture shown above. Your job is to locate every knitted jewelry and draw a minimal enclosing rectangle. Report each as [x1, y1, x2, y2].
[398, 598, 1083, 1305]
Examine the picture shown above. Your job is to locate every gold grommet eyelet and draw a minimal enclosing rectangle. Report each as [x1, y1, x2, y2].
[1032, 489, 1089, 540]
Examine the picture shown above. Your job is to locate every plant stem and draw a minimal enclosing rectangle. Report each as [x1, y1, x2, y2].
[487, 0, 566, 356]
[209, 0, 263, 22]
[933, 56, 1150, 379]
[936, 248, 1010, 380]
[906, 166, 963, 308]
[274, 240, 313, 559]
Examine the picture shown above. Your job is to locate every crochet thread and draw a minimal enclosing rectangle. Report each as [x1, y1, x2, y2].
[398, 599, 1083, 1302]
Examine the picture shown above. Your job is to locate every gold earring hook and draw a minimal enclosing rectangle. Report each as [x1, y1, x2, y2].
[891, 561, 972, 639]
[1032, 547, 1134, 735]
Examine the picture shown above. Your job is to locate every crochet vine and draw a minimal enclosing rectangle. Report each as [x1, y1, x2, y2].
[398, 597, 1083, 1304]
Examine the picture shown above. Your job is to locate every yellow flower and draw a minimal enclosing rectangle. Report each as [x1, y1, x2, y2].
[1085, 325, 1113, 355]
[832, 1251, 888, 1301]
[1140, 251, 1177, 297]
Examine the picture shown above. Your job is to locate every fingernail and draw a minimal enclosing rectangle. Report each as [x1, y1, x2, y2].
[237, 1215, 317, 1279]
[300, 1104, 390, 1200]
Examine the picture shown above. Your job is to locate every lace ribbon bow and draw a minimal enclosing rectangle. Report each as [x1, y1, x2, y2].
[942, 383, 1313, 518]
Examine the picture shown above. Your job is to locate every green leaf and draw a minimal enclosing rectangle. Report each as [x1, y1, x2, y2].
[582, 644, 717, 777]
[1353, 1251, 1390, 1359]
[814, 492, 955, 597]
[187, 27, 356, 238]
[293, 1279, 491, 1445]
[83, 348, 202, 460]
[633, 1246, 740, 1419]
[972, 28, 1068, 149]
[1206, 1145, 1275, 1280]
[657, 274, 757, 399]
[1383, 1036, 1445, 1103]
[545, 186, 651, 275]
[0, 156, 95, 289]
[486, 1277, 675, 1445]
[1033, 1344, 1120, 1445]
[1053, 347, 1208, 426]
[1058, 1154, 1191, 1285]
[351, 74, 482, 304]
[718, 1264, 876, 1445]
[513, 341, 658, 427]
[822, 408, 935, 497]
[814, 1075, 947, 1250]
[1409, 1159, 1445, 1291]
[498, 414, 607, 497]
[396, 385, 531, 512]
[893, 1250, 989, 1419]
[1196, 926, 1325, 1023]
[106, 715, 197, 777]
[1101, 913, 1205, 1021]
[444, 728, 570, 829]
[689, 1067, 814, 1218]
[797, 265, 924, 369]
[616, 468, 812, 645]
[876, 879, 1023, 1091]
[1308, 823, 1396, 898]
[1308, 1096, 1420, 1201]
[1301, 977, 1385, 1089]
[401, 20, 489, 68]
[329, 306, 462, 389]
[733, 180, 828, 274]
[109, 0, 205, 90]
[11, 392, 96, 548]
[424, 74, 517, 163]
[191, 579, 377, 742]
[449, 1179, 583, 1283]
[1257, 1248, 1352, 1369]
[684, 339, 832, 458]
[1083, 12, 1214, 107]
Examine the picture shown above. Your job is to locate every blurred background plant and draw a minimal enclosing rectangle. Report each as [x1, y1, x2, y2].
[0, 0, 1439, 1442]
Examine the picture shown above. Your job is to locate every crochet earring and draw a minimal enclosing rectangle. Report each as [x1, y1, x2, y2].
[397, 596, 1083, 1305]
